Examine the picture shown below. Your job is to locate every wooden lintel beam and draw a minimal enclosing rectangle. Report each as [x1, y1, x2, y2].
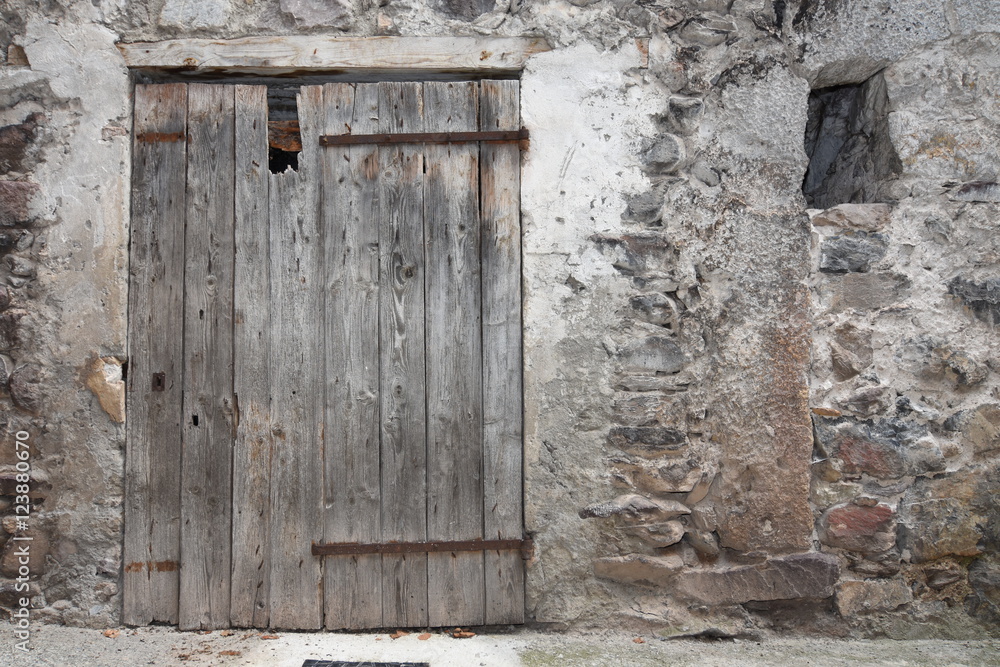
[117, 36, 551, 73]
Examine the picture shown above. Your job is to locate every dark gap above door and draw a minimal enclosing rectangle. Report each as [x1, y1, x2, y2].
[268, 85, 300, 173]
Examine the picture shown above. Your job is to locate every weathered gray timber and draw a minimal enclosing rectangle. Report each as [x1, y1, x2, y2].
[124, 83, 188, 627]
[322, 81, 384, 630]
[378, 81, 430, 628]
[479, 79, 525, 625]
[424, 81, 485, 627]
[230, 84, 272, 629]
[179, 84, 236, 631]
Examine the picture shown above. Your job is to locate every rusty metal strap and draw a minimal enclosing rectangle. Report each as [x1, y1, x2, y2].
[319, 129, 528, 147]
[312, 538, 534, 560]
[135, 131, 185, 143]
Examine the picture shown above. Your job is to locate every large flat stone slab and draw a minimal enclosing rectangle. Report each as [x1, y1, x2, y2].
[674, 553, 840, 605]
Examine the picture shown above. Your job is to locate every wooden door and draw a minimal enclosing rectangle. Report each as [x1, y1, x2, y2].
[124, 81, 524, 630]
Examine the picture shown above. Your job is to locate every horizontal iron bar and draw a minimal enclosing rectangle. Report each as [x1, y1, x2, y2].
[319, 128, 528, 147]
[312, 538, 534, 559]
[135, 131, 185, 143]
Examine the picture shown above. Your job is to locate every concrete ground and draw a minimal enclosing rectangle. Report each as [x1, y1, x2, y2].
[1, 623, 999, 667]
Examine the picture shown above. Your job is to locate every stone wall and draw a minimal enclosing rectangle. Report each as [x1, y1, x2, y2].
[0, 0, 996, 637]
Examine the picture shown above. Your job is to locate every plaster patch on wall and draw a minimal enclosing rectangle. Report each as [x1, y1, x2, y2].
[84, 355, 125, 423]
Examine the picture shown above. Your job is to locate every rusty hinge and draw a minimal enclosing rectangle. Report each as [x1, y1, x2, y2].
[136, 131, 185, 143]
[319, 128, 529, 147]
[312, 538, 534, 560]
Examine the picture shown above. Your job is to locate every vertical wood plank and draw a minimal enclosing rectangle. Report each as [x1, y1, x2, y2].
[322, 82, 383, 630]
[378, 81, 429, 628]
[124, 83, 187, 626]
[179, 83, 236, 630]
[268, 85, 324, 630]
[423, 81, 485, 628]
[230, 84, 271, 629]
[480, 80, 525, 625]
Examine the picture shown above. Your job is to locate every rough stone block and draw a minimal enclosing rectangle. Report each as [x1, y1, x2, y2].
[665, 96, 704, 136]
[8, 363, 42, 413]
[594, 553, 684, 586]
[623, 191, 663, 224]
[0, 530, 48, 577]
[923, 559, 964, 591]
[0, 310, 25, 352]
[0, 580, 40, 608]
[810, 478, 863, 509]
[819, 231, 888, 273]
[440, 0, 496, 20]
[0, 113, 42, 174]
[925, 345, 989, 388]
[899, 467, 998, 562]
[813, 416, 944, 479]
[819, 502, 896, 553]
[0, 181, 39, 227]
[948, 403, 1000, 456]
[809, 203, 892, 232]
[629, 292, 675, 326]
[950, 181, 1000, 203]
[678, 16, 736, 47]
[159, 0, 229, 29]
[608, 426, 686, 457]
[830, 342, 866, 380]
[673, 553, 840, 605]
[838, 384, 894, 417]
[592, 232, 673, 276]
[5, 255, 35, 279]
[947, 276, 1000, 326]
[628, 520, 685, 547]
[967, 557, 1000, 625]
[610, 458, 702, 494]
[847, 550, 901, 578]
[579, 494, 689, 523]
[279, 0, 352, 28]
[830, 272, 910, 311]
[836, 579, 912, 616]
[685, 529, 720, 556]
[642, 134, 685, 173]
[0, 469, 50, 499]
[620, 336, 686, 373]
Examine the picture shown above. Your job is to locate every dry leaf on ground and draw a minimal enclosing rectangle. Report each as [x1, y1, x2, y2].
[103, 629, 120, 639]
[260, 634, 280, 640]
[417, 632, 432, 640]
[390, 630, 409, 639]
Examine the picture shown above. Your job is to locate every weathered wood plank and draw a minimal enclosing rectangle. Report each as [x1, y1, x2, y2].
[378, 81, 429, 628]
[268, 85, 325, 630]
[179, 83, 236, 631]
[479, 79, 525, 625]
[124, 83, 187, 626]
[230, 84, 271, 629]
[322, 82, 383, 630]
[117, 36, 551, 74]
[423, 80, 485, 628]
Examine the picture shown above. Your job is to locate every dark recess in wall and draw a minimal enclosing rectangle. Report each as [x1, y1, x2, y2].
[802, 72, 902, 208]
